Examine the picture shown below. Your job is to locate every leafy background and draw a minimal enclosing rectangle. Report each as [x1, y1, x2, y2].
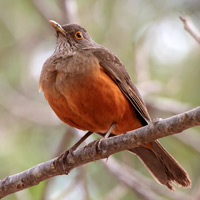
[0, 0, 200, 199]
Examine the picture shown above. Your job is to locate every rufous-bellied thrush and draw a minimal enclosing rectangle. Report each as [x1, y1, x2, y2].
[39, 20, 191, 190]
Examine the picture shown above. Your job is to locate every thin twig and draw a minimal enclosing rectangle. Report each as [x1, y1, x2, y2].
[180, 15, 200, 44]
[0, 107, 200, 198]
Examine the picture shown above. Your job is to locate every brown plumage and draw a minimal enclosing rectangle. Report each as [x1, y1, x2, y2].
[39, 21, 191, 190]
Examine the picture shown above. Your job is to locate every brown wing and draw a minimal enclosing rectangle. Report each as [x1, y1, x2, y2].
[83, 47, 151, 124]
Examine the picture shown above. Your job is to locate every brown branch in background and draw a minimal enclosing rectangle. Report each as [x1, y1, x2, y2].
[0, 82, 58, 126]
[59, 0, 80, 24]
[134, 41, 151, 83]
[101, 159, 162, 200]
[49, 169, 80, 200]
[102, 185, 127, 200]
[174, 129, 200, 154]
[30, 0, 53, 21]
[193, 178, 200, 200]
[78, 167, 90, 200]
[54, 127, 78, 157]
[41, 127, 76, 200]
[0, 107, 199, 198]
[146, 97, 192, 115]
[180, 15, 200, 44]
[101, 157, 190, 200]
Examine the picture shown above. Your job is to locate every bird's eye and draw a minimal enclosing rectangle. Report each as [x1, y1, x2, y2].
[75, 31, 83, 40]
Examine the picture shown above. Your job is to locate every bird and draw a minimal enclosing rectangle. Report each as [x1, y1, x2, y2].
[39, 20, 191, 190]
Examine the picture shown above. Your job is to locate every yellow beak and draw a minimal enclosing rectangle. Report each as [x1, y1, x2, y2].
[49, 20, 66, 36]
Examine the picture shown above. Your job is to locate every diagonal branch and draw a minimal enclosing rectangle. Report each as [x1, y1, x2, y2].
[0, 106, 200, 198]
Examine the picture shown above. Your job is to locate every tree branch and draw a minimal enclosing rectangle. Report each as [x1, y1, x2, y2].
[0, 107, 200, 198]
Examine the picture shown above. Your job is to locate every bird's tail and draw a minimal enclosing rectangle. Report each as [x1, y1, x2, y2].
[129, 140, 191, 190]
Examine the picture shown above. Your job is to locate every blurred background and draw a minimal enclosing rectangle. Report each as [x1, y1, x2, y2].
[0, 0, 200, 199]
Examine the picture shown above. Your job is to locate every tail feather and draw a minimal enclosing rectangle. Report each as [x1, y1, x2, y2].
[129, 140, 191, 190]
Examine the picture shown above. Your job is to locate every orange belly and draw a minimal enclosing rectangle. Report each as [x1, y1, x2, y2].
[43, 68, 142, 135]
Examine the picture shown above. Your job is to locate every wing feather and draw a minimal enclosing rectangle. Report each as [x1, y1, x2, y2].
[83, 47, 151, 124]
